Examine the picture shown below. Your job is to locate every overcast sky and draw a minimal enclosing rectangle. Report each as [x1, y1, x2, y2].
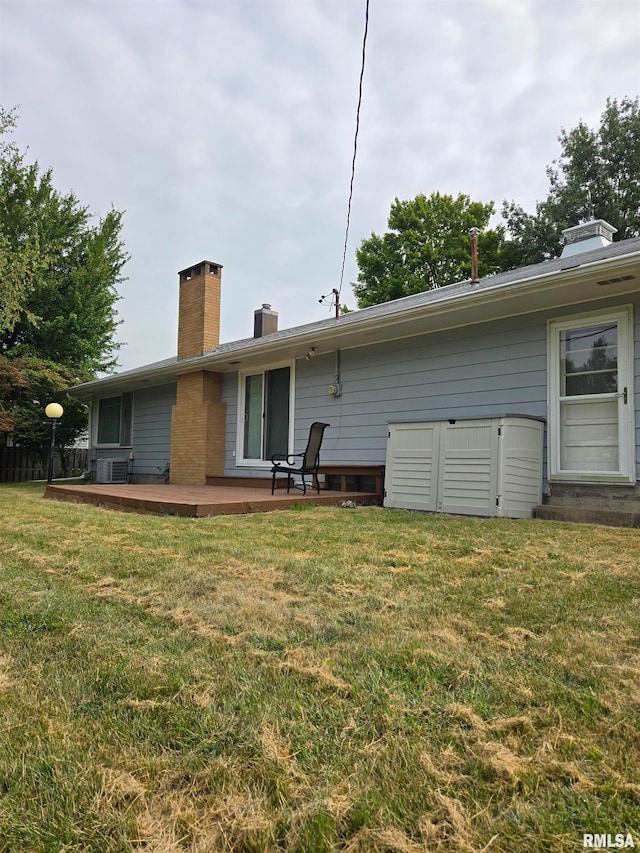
[1, 0, 639, 372]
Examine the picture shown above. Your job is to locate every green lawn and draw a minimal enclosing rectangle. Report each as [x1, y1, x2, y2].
[0, 482, 638, 852]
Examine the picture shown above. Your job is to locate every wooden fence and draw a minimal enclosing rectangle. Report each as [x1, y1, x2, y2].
[0, 446, 88, 483]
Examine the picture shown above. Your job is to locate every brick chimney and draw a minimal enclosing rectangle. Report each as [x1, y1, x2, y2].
[177, 261, 223, 359]
[254, 304, 278, 338]
[170, 260, 226, 485]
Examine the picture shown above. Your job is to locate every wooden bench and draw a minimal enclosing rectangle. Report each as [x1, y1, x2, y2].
[316, 464, 385, 496]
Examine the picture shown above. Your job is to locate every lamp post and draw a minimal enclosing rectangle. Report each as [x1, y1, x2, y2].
[45, 403, 64, 485]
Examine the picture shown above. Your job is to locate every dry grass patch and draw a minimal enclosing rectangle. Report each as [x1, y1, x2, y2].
[0, 484, 639, 851]
[273, 648, 352, 694]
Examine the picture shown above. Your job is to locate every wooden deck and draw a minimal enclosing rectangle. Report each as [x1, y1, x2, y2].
[44, 482, 381, 518]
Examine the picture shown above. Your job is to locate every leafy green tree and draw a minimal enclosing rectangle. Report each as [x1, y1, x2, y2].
[0, 108, 46, 334]
[352, 192, 507, 308]
[0, 354, 91, 471]
[0, 144, 127, 371]
[0, 109, 128, 454]
[502, 97, 640, 265]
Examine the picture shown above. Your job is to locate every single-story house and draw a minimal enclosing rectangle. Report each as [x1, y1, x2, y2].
[67, 219, 640, 520]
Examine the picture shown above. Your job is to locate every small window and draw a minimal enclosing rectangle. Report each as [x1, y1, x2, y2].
[96, 392, 133, 446]
[560, 323, 618, 396]
[97, 397, 121, 444]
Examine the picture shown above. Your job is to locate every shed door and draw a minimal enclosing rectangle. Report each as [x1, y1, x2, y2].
[385, 423, 439, 511]
[437, 420, 499, 516]
[549, 308, 635, 483]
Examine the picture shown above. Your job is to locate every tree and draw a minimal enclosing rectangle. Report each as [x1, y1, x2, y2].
[0, 354, 92, 471]
[0, 134, 128, 372]
[0, 109, 128, 454]
[502, 97, 640, 265]
[352, 192, 507, 308]
[0, 108, 46, 334]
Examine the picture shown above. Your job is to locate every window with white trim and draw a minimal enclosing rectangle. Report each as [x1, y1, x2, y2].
[96, 392, 133, 447]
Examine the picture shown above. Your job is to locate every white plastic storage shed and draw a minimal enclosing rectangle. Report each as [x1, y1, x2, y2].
[384, 416, 544, 519]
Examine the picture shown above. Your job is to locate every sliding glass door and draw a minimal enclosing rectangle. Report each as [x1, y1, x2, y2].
[240, 365, 293, 463]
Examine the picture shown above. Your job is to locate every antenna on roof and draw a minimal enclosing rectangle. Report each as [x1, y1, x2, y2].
[584, 188, 595, 222]
[319, 288, 340, 320]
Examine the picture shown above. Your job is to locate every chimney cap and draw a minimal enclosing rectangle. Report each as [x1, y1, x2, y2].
[560, 220, 617, 258]
[178, 260, 223, 281]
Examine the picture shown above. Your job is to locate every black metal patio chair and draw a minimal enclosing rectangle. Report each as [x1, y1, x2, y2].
[270, 422, 329, 495]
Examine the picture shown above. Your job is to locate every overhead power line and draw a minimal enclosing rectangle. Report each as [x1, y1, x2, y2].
[337, 0, 370, 309]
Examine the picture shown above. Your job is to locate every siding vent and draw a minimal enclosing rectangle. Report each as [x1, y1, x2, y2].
[597, 274, 635, 287]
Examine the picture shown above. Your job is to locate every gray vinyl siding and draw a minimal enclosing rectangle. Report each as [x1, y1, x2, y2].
[130, 383, 175, 480]
[222, 313, 547, 477]
[92, 383, 176, 482]
[223, 294, 640, 483]
[296, 316, 547, 465]
[222, 372, 240, 475]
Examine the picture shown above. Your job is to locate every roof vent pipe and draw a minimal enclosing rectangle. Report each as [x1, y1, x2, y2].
[469, 227, 480, 284]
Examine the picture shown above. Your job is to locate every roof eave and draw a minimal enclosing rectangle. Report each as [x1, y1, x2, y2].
[67, 247, 640, 397]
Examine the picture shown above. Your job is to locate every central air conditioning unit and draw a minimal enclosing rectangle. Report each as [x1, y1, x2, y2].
[96, 458, 128, 484]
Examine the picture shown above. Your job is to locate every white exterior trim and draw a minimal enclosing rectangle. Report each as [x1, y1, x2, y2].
[547, 305, 635, 484]
[235, 359, 295, 467]
[92, 391, 135, 449]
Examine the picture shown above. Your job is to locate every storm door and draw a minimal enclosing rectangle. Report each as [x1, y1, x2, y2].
[548, 308, 635, 483]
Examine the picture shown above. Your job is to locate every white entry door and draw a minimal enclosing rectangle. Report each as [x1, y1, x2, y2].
[548, 307, 635, 484]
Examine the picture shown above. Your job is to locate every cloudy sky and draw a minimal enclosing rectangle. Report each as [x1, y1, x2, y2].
[1, 0, 639, 372]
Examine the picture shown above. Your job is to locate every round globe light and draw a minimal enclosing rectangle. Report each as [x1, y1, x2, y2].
[45, 402, 64, 419]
